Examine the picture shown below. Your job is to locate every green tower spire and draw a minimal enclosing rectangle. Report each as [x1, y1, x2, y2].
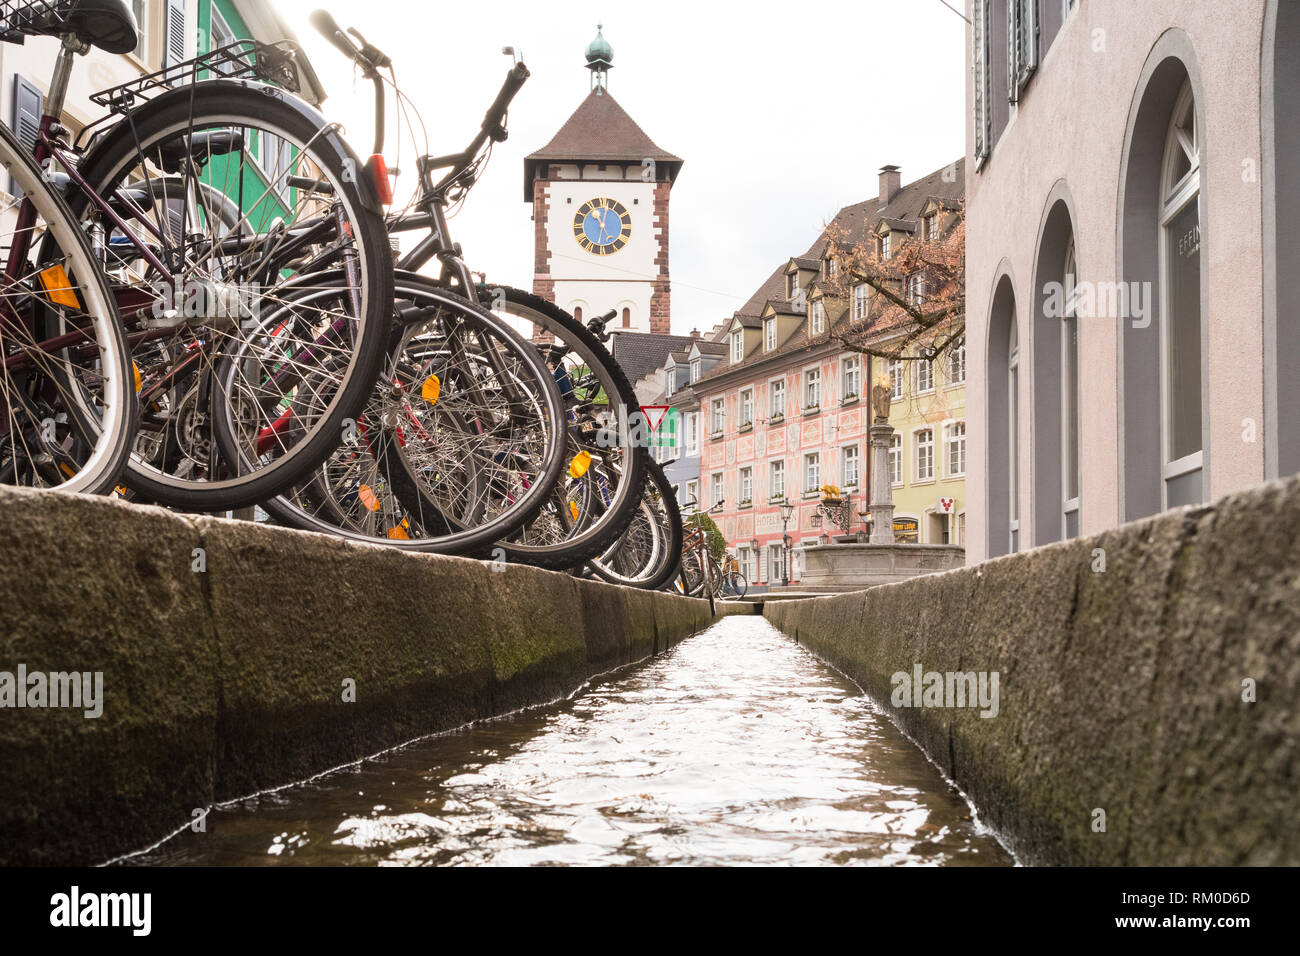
[585, 23, 613, 94]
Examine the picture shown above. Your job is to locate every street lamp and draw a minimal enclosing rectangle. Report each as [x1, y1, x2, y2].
[779, 501, 795, 586]
[750, 536, 759, 584]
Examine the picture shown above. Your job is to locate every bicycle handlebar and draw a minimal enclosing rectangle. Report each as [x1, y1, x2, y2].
[311, 10, 387, 156]
[425, 61, 529, 195]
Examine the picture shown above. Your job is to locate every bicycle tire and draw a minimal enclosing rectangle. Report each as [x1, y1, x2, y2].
[589, 459, 683, 590]
[0, 121, 136, 493]
[480, 286, 649, 571]
[59, 79, 393, 510]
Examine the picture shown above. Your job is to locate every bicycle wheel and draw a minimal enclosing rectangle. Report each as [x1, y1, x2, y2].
[589, 459, 683, 590]
[480, 286, 649, 570]
[726, 570, 748, 600]
[259, 277, 566, 554]
[0, 121, 135, 492]
[56, 80, 393, 510]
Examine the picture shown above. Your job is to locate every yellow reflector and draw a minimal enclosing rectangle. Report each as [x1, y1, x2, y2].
[132, 363, 142, 392]
[59, 462, 76, 478]
[38, 264, 80, 309]
[114, 485, 128, 496]
[421, 374, 441, 404]
[358, 484, 381, 512]
[386, 525, 410, 540]
[569, 500, 580, 521]
[568, 450, 592, 478]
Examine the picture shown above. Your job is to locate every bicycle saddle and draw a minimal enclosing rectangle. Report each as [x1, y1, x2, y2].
[5, 0, 139, 55]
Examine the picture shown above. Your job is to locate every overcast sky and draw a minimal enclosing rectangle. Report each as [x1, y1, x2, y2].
[276, 0, 969, 336]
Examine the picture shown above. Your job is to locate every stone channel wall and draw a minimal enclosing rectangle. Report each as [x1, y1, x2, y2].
[764, 476, 1300, 866]
[0, 488, 743, 866]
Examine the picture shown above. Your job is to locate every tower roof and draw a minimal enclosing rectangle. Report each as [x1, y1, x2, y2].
[523, 90, 682, 199]
[585, 24, 613, 68]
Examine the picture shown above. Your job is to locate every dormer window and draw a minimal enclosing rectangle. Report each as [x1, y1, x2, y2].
[853, 283, 869, 320]
[926, 213, 939, 241]
[908, 273, 925, 306]
[880, 232, 891, 260]
[810, 300, 825, 335]
[764, 317, 776, 351]
[690, 358, 701, 383]
[788, 273, 800, 300]
[731, 330, 744, 363]
[665, 370, 675, 397]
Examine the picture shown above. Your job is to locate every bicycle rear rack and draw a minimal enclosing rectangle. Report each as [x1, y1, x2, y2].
[88, 40, 303, 115]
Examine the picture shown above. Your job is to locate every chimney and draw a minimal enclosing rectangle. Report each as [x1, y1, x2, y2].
[690, 328, 701, 338]
[879, 164, 901, 206]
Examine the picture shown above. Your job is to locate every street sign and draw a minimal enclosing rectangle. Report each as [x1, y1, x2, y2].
[643, 405, 679, 448]
[937, 496, 956, 514]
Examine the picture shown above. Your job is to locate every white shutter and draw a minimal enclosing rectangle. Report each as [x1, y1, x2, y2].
[973, 0, 990, 164]
[163, 0, 187, 84]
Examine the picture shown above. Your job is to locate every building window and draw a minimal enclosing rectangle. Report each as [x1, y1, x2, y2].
[890, 433, 902, 485]
[948, 340, 966, 384]
[684, 411, 699, 456]
[770, 378, 785, 419]
[973, 0, 991, 165]
[926, 213, 939, 241]
[731, 330, 744, 363]
[1009, 320, 1020, 552]
[826, 257, 837, 278]
[1062, 240, 1081, 537]
[880, 232, 891, 260]
[770, 460, 785, 500]
[842, 444, 860, 488]
[710, 398, 725, 436]
[764, 318, 776, 351]
[842, 356, 861, 400]
[1008, 0, 1040, 102]
[853, 283, 869, 320]
[908, 273, 925, 306]
[573, 306, 583, 323]
[804, 368, 821, 410]
[690, 358, 701, 383]
[740, 388, 754, 427]
[132, 0, 148, 61]
[915, 428, 934, 481]
[946, 421, 966, 476]
[710, 472, 724, 508]
[888, 358, 904, 400]
[622, 307, 631, 328]
[685, 479, 698, 509]
[916, 357, 934, 393]
[1160, 80, 1203, 509]
[804, 452, 820, 492]
[810, 299, 825, 334]
[739, 466, 753, 504]
[788, 273, 800, 300]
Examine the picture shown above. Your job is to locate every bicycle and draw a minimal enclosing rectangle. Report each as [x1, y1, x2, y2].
[676, 498, 724, 614]
[12, 0, 396, 508]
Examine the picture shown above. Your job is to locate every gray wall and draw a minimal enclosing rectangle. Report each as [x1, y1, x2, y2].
[766, 474, 1300, 865]
[0, 488, 743, 865]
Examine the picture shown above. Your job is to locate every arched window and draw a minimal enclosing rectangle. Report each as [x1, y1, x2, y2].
[622, 307, 631, 328]
[985, 271, 1018, 558]
[1159, 80, 1204, 508]
[573, 306, 583, 323]
[1062, 238, 1080, 536]
[1008, 319, 1020, 552]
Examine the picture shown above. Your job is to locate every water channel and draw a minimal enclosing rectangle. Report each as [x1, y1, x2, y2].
[128, 615, 1013, 866]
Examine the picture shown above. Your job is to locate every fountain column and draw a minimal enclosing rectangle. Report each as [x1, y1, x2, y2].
[868, 378, 895, 545]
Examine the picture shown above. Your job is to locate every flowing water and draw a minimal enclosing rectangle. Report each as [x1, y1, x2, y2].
[128, 615, 1012, 866]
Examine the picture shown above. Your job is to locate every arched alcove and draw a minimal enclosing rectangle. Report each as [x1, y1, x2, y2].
[985, 267, 1019, 556]
[1117, 32, 1209, 520]
[1031, 185, 1080, 544]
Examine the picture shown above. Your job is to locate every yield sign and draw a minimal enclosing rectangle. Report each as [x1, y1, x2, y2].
[641, 405, 669, 431]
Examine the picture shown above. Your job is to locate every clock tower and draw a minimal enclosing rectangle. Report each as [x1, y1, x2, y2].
[524, 25, 682, 334]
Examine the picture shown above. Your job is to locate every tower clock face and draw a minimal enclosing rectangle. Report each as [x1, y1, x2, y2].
[574, 198, 631, 254]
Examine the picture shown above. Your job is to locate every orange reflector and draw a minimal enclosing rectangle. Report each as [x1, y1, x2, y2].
[386, 525, 410, 540]
[38, 264, 80, 309]
[569, 500, 580, 522]
[368, 154, 394, 206]
[132, 363, 142, 392]
[568, 450, 592, 478]
[59, 462, 77, 478]
[421, 374, 441, 404]
[114, 485, 128, 496]
[358, 484, 381, 512]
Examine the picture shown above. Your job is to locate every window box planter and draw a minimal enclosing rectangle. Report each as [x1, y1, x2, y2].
[803, 404, 820, 416]
[738, 422, 753, 433]
[801, 490, 821, 500]
[841, 393, 859, 406]
[709, 431, 724, 441]
[769, 495, 785, 505]
[738, 498, 753, 509]
[768, 413, 785, 425]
